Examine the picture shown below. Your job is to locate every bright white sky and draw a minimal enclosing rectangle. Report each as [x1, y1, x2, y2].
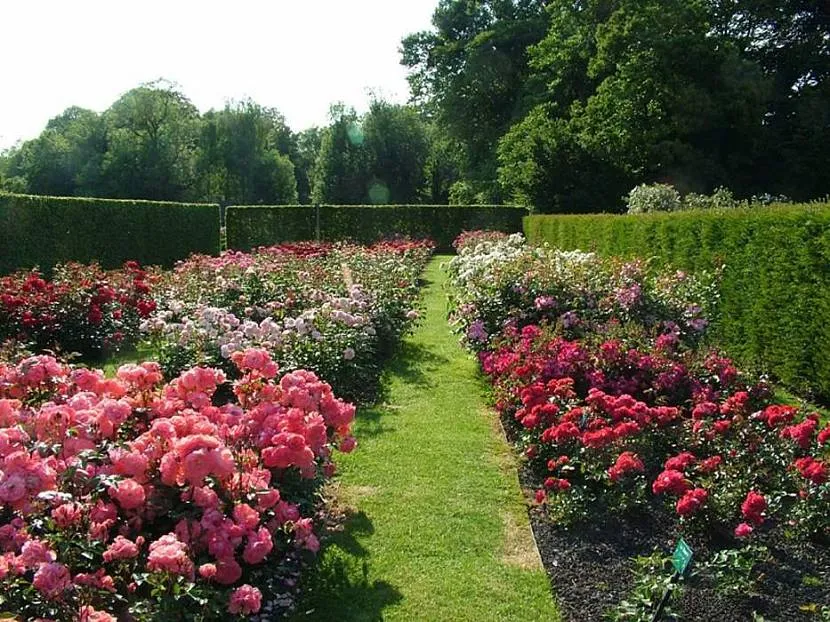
[0, 0, 438, 150]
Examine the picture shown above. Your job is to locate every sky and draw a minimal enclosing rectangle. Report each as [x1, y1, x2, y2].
[0, 0, 438, 150]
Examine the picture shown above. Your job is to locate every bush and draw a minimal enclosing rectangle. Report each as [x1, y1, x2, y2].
[682, 187, 742, 211]
[447, 233, 830, 542]
[0, 351, 355, 620]
[0, 261, 156, 359]
[141, 240, 433, 403]
[0, 193, 220, 274]
[226, 205, 528, 253]
[523, 203, 830, 400]
[626, 184, 682, 214]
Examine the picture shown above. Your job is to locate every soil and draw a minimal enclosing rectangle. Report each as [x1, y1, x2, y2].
[520, 459, 830, 621]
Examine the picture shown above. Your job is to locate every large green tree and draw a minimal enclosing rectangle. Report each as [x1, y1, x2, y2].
[196, 100, 297, 205]
[4, 107, 106, 196]
[312, 101, 430, 205]
[294, 127, 323, 204]
[311, 105, 371, 204]
[100, 81, 201, 201]
[406, 0, 830, 211]
[362, 100, 429, 204]
[401, 0, 549, 197]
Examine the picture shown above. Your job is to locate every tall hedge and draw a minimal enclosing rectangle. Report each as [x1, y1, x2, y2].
[226, 204, 529, 252]
[524, 204, 830, 401]
[0, 193, 220, 273]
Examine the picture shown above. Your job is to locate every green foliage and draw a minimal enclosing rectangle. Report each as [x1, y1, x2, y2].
[362, 100, 430, 204]
[100, 80, 201, 201]
[523, 204, 830, 400]
[226, 205, 527, 252]
[626, 183, 682, 214]
[401, 1, 549, 186]
[196, 99, 298, 205]
[4, 107, 106, 197]
[406, 0, 830, 211]
[224, 205, 317, 251]
[606, 550, 681, 622]
[311, 102, 431, 205]
[0, 192, 220, 273]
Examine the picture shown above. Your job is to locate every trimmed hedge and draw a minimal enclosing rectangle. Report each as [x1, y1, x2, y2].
[226, 204, 529, 252]
[0, 193, 220, 273]
[524, 204, 830, 401]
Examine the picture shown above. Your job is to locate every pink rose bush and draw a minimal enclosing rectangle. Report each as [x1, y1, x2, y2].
[449, 232, 830, 549]
[0, 348, 356, 620]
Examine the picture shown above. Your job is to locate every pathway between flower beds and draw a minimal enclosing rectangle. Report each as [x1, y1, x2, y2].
[291, 257, 559, 621]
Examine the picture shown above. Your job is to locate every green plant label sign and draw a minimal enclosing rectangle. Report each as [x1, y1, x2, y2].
[672, 538, 693, 576]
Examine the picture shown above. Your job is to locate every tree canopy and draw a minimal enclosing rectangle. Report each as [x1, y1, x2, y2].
[403, 0, 830, 211]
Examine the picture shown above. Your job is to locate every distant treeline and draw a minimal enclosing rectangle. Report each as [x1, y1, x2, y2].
[0, 84, 457, 207]
[401, 0, 830, 211]
[3, 1, 829, 213]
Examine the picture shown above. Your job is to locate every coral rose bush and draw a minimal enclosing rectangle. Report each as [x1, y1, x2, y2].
[0, 349, 355, 620]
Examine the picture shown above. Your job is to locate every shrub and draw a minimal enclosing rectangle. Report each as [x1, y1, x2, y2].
[682, 187, 742, 211]
[523, 203, 830, 401]
[0, 193, 220, 274]
[447, 232, 830, 545]
[626, 184, 682, 214]
[0, 261, 156, 359]
[141, 240, 433, 403]
[0, 351, 356, 620]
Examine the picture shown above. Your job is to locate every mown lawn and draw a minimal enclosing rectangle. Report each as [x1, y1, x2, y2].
[290, 256, 559, 621]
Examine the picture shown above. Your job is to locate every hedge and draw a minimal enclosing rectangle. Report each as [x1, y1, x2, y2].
[226, 204, 529, 252]
[0, 193, 220, 273]
[524, 204, 830, 401]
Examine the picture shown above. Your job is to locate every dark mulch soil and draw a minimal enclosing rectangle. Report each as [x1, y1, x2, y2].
[520, 459, 830, 621]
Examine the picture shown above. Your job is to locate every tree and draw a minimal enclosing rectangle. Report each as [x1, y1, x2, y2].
[196, 100, 297, 205]
[401, 1, 549, 189]
[362, 100, 429, 204]
[311, 105, 372, 204]
[100, 81, 200, 201]
[294, 127, 323, 204]
[406, 0, 830, 210]
[4, 107, 105, 196]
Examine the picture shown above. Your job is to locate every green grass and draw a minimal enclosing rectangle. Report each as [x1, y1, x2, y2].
[290, 256, 559, 622]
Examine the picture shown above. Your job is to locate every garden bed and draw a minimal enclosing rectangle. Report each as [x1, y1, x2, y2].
[0, 240, 433, 620]
[448, 231, 830, 621]
[522, 465, 830, 621]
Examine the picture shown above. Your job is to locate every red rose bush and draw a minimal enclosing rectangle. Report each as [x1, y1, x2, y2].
[0, 261, 156, 360]
[450, 232, 830, 546]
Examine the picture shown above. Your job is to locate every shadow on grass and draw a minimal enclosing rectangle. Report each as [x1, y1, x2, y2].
[291, 511, 403, 621]
[381, 339, 450, 389]
[356, 340, 451, 440]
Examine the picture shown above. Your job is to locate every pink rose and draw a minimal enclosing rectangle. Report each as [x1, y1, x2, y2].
[228, 584, 262, 615]
[32, 562, 71, 599]
[242, 527, 273, 565]
[79, 605, 118, 622]
[147, 534, 194, 579]
[110, 478, 146, 510]
[734, 522, 754, 538]
[51, 502, 83, 528]
[103, 536, 142, 562]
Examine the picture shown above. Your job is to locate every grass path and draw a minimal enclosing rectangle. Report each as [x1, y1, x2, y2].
[290, 256, 559, 622]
